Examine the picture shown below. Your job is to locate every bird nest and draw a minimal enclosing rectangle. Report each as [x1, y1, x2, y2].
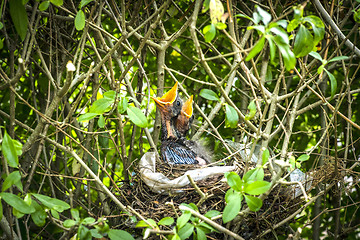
[116, 152, 339, 239]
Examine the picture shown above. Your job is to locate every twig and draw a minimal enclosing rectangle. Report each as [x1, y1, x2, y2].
[179, 205, 245, 240]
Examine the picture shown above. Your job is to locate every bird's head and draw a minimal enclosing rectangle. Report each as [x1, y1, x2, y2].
[152, 82, 182, 119]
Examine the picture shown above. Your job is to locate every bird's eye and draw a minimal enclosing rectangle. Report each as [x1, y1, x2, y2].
[176, 100, 181, 106]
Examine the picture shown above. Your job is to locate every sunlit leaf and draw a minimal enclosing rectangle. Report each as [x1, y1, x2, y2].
[244, 195, 263, 212]
[324, 69, 337, 100]
[204, 210, 221, 219]
[256, 5, 271, 25]
[262, 149, 269, 165]
[215, 22, 227, 30]
[118, 97, 129, 114]
[177, 211, 191, 229]
[293, 25, 313, 57]
[2, 131, 19, 168]
[245, 100, 256, 120]
[2, 171, 23, 192]
[309, 51, 323, 61]
[245, 36, 265, 61]
[223, 191, 242, 223]
[127, 105, 148, 128]
[64, 219, 77, 228]
[297, 154, 310, 162]
[39, 1, 50, 11]
[78, 113, 99, 122]
[80, 0, 93, 9]
[328, 56, 349, 63]
[196, 227, 207, 240]
[244, 181, 271, 195]
[209, 0, 224, 24]
[0, 192, 35, 214]
[199, 89, 219, 101]
[225, 104, 239, 128]
[89, 97, 114, 114]
[50, 0, 63, 6]
[158, 217, 174, 226]
[32, 193, 70, 212]
[178, 223, 194, 240]
[225, 172, 242, 191]
[203, 24, 216, 42]
[273, 35, 296, 71]
[75, 10, 85, 31]
[98, 115, 105, 128]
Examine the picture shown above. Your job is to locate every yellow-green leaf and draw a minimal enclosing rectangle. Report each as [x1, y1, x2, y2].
[75, 10, 85, 31]
[127, 106, 148, 128]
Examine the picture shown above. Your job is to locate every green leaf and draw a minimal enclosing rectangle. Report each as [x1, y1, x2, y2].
[135, 220, 150, 228]
[223, 191, 242, 223]
[158, 217, 174, 226]
[243, 168, 259, 183]
[303, 16, 325, 44]
[270, 26, 289, 44]
[90, 229, 103, 238]
[244, 181, 271, 195]
[178, 223, 194, 240]
[118, 97, 129, 114]
[225, 104, 239, 128]
[245, 195, 263, 211]
[89, 97, 114, 114]
[273, 35, 296, 71]
[78, 113, 99, 122]
[204, 210, 221, 219]
[71, 208, 80, 221]
[297, 154, 310, 162]
[309, 51, 323, 61]
[39, 1, 50, 11]
[126, 105, 148, 128]
[0, 38, 3, 50]
[262, 149, 269, 165]
[293, 25, 314, 57]
[328, 56, 349, 63]
[256, 5, 271, 25]
[51, 209, 59, 219]
[199, 89, 219, 101]
[225, 172, 242, 191]
[287, 18, 301, 32]
[103, 90, 116, 100]
[2, 131, 19, 168]
[2, 171, 23, 192]
[108, 229, 135, 240]
[0, 192, 35, 214]
[245, 100, 256, 120]
[196, 227, 207, 240]
[30, 200, 46, 227]
[177, 211, 191, 229]
[324, 69, 337, 100]
[75, 10, 86, 31]
[9, 0, 28, 41]
[203, 24, 216, 42]
[171, 234, 181, 240]
[32, 193, 70, 212]
[266, 36, 276, 64]
[202, 0, 210, 13]
[235, 13, 254, 22]
[245, 36, 265, 61]
[50, 0, 63, 6]
[98, 115, 105, 128]
[78, 225, 92, 240]
[80, 0, 93, 9]
[82, 217, 96, 225]
[215, 22, 227, 30]
[64, 219, 77, 228]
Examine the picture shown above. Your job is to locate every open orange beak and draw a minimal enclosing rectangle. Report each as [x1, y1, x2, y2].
[182, 95, 193, 118]
[151, 82, 178, 107]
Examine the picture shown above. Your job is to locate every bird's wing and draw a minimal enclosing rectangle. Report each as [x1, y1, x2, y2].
[161, 140, 198, 164]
